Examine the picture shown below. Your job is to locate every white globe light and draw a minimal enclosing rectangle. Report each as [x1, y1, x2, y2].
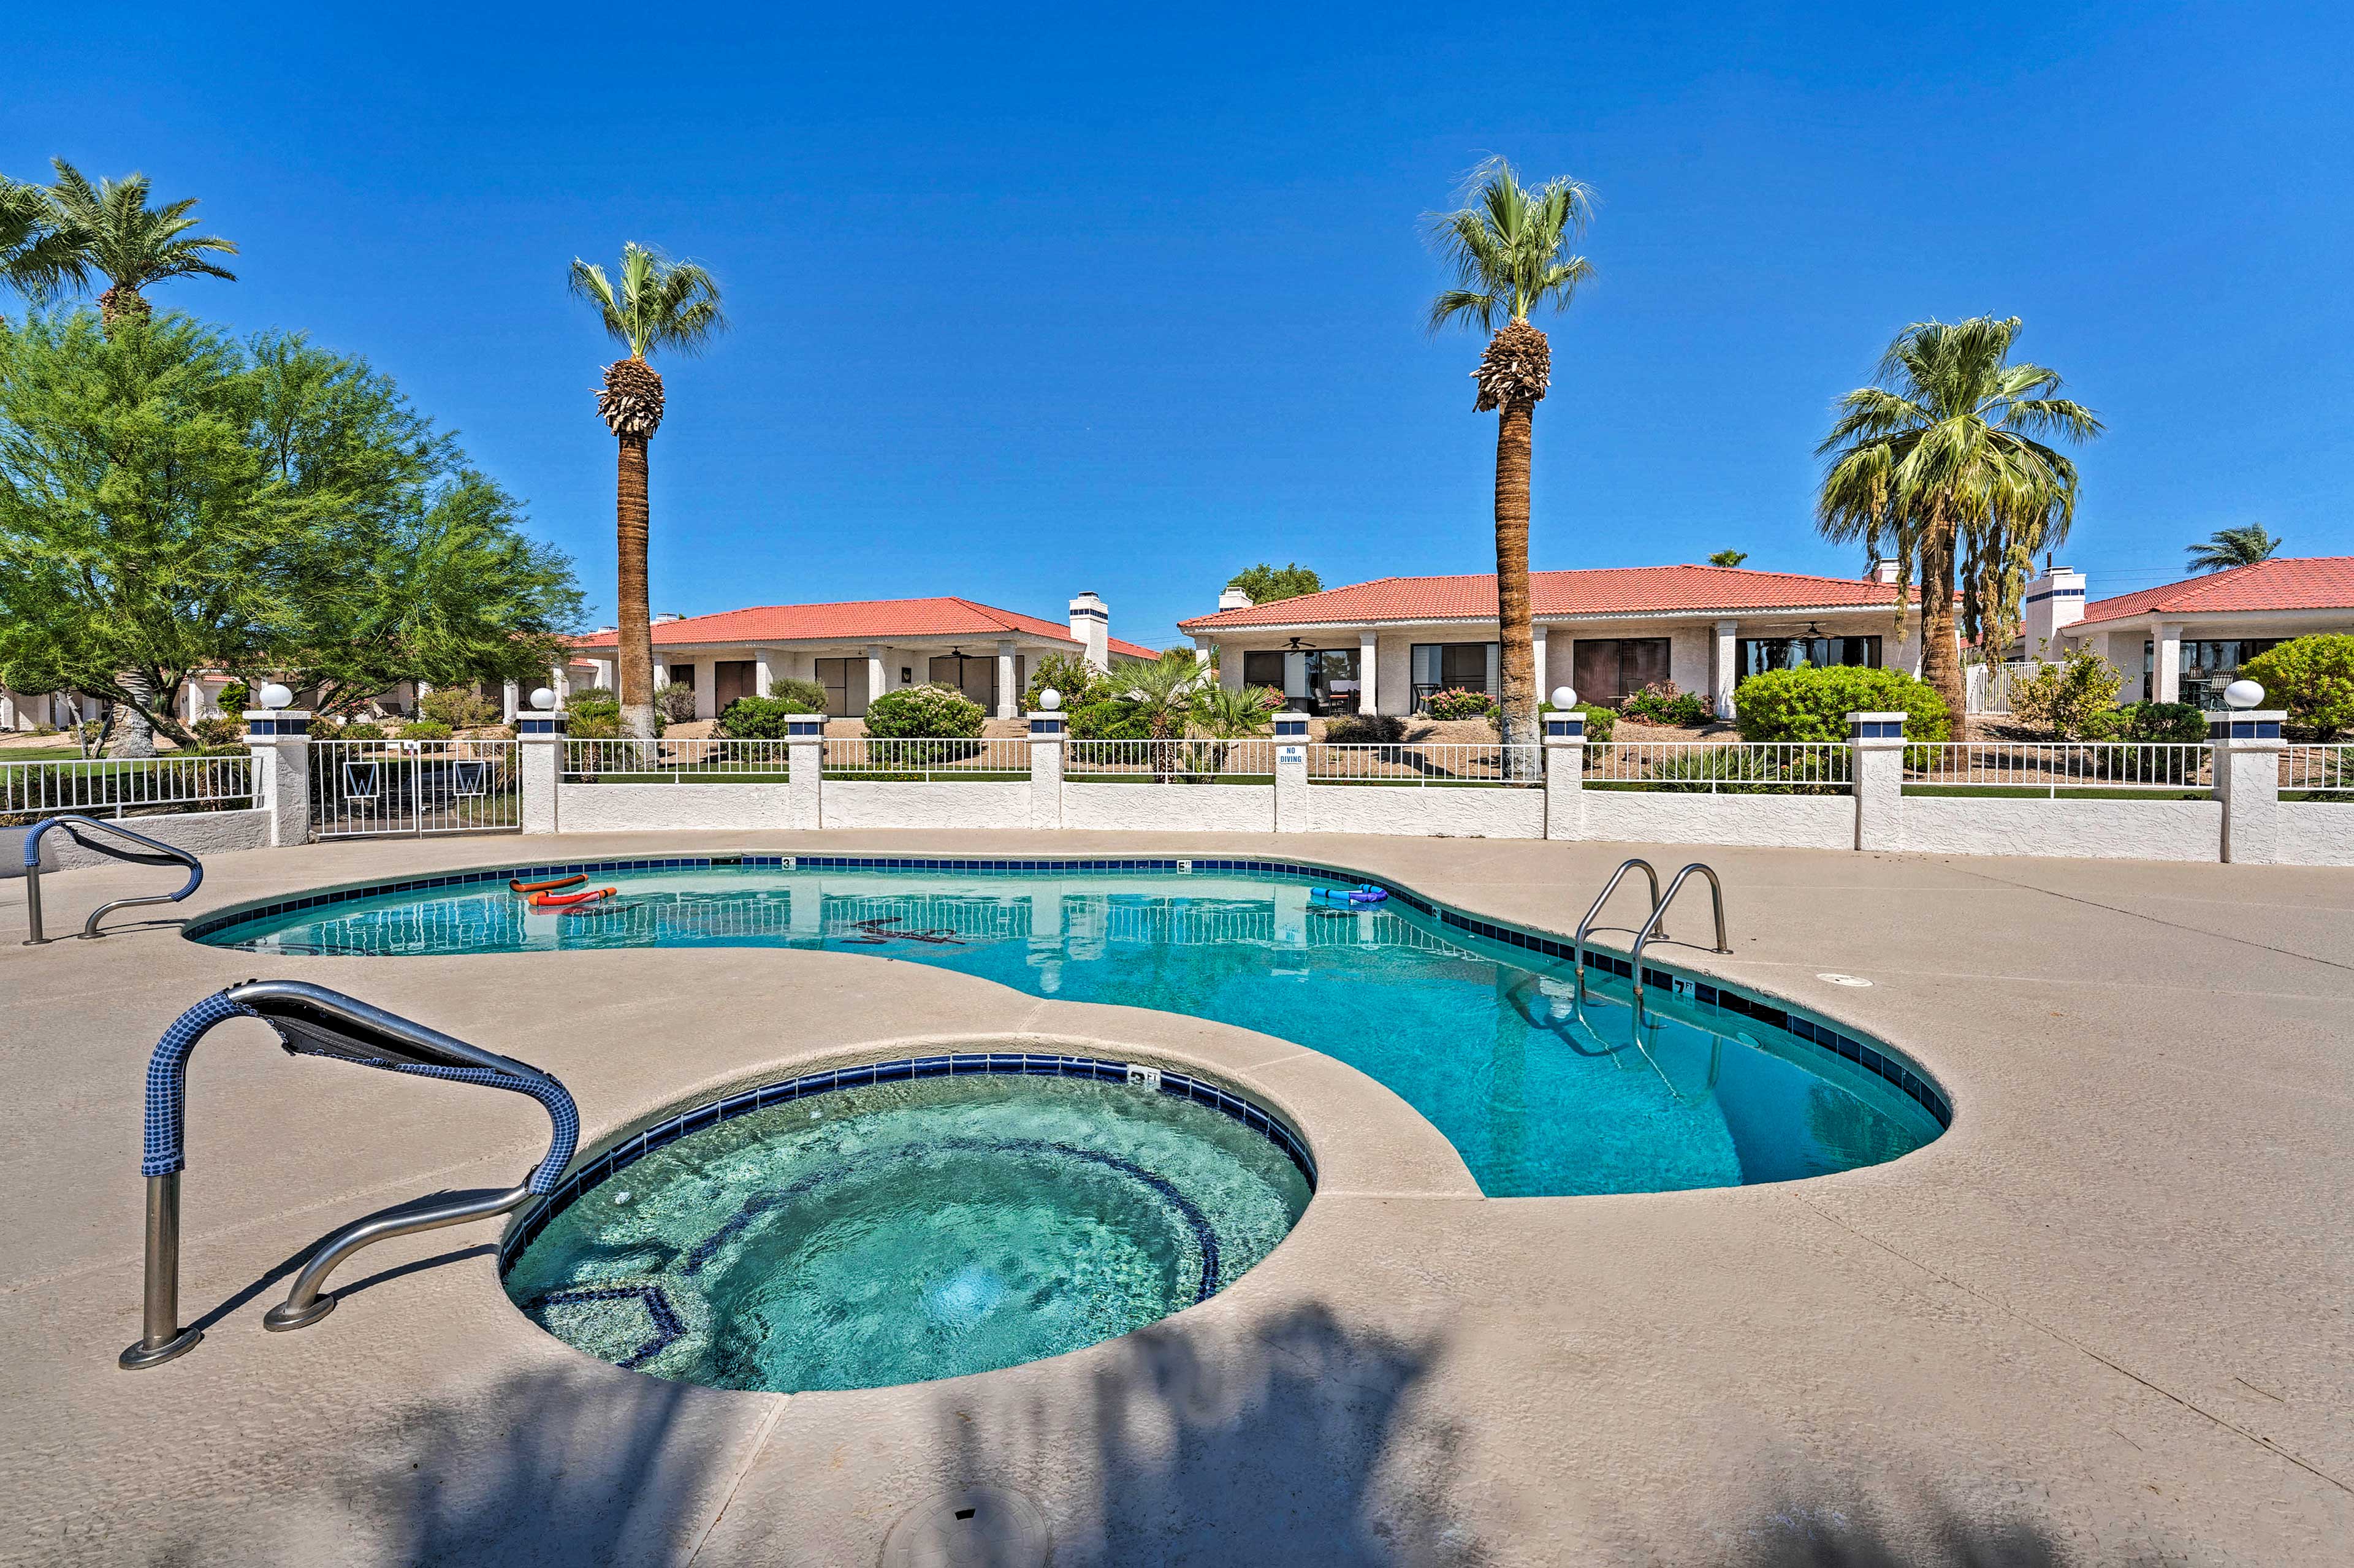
[2223, 679, 2264, 710]
[1550, 686, 1578, 710]
[530, 688, 557, 710]
[257, 682, 293, 710]
[1039, 688, 1062, 711]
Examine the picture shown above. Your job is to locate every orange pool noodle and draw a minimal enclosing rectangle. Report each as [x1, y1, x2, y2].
[529, 886, 616, 908]
[511, 874, 588, 894]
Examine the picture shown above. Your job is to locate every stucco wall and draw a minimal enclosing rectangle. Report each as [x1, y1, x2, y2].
[4, 807, 273, 877]
[2276, 802, 2354, 867]
[556, 783, 796, 833]
[821, 780, 1031, 830]
[1062, 783, 1274, 832]
[1304, 785, 1545, 839]
[1899, 796, 2221, 861]
[1576, 790, 1855, 850]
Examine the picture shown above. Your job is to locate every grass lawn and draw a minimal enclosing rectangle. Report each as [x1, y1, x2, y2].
[1900, 785, 2211, 801]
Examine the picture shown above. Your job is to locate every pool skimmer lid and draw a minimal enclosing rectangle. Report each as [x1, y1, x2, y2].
[1816, 973, 1874, 988]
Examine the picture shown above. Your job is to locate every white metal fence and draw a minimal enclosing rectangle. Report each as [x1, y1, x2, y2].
[1585, 742, 1853, 793]
[0, 753, 254, 823]
[1902, 741, 2209, 794]
[1309, 743, 1544, 787]
[563, 738, 794, 782]
[1965, 661, 2040, 715]
[823, 736, 1033, 780]
[1064, 738, 1276, 781]
[310, 739, 521, 837]
[2280, 744, 2354, 796]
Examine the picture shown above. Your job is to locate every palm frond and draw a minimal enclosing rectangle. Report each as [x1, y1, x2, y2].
[1422, 156, 1595, 333]
[569, 242, 726, 360]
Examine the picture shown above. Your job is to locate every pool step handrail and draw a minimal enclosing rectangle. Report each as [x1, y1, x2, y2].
[18, 814, 205, 946]
[1574, 858, 1663, 1000]
[120, 980, 578, 1371]
[1629, 862, 1732, 1023]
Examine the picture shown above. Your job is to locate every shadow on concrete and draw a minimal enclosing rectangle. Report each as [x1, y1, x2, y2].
[180, 1188, 514, 1337]
[1723, 1493, 2187, 1567]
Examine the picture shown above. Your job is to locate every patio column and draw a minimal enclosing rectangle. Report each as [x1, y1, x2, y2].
[2154, 621, 2184, 704]
[1029, 703, 1065, 829]
[864, 645, 886, 715]
[1542, 699, 1585, 842]
[244, 706, 313, 847]
[2211, 704, 2286, 864]
[1273, 712, 1308, 832]
[516, 701, 567, 835]
[786, 714, 823, 830]
[997, 639, 1018, 720]
[754, 647, 776, 697]
[1714, 620, 1739, 719]
[1359, 630, 1379, 714]
[1849, 711, 1906, 852]
[1530, 628, 1545, 709]
[501, 680, 520, 722]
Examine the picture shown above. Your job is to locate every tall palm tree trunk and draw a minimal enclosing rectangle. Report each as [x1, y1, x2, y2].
[615, 433, 657, 740]
[1493, 392, 1539, 759]
[1917, 508, 1964, 720]
[112, 669, 157, 758]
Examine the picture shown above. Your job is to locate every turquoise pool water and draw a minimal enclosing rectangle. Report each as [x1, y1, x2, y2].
[500, 1071, 1312, 1392]
[198, 860, 1945, 1197]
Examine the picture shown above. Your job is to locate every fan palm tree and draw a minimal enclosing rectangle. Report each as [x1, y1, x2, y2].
[40, 160, 237, 331]
[1, 176, 83, 300]
[568, 243, 726, 740]
[1426, 157, 1594, 761]
[2187, 524, 2281, 573]
[1707, 549, 1748, 568]
[1816, 317, 2100, 719]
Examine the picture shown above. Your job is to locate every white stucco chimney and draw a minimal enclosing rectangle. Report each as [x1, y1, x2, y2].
[2024, 565, 2087, 656]
[1868, 557, 1901, 586]
[1217, 586, 1255, 612]
[1069, 590, 1110, 669]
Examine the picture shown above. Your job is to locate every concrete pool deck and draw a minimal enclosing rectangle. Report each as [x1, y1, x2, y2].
[2, 829, 2348, 1566]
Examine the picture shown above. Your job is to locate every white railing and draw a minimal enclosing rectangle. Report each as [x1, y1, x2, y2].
[1309, 743, 1544, 787]
[309, 739, 520, 837]
[1965, 661, 2040, 715]
[0, 753, 255, 822]
[2280, 744, 2354, 795]
[563, 738, 794, 782]
[1903, 742, 2209, 794]
[823, 736, 1032, 780]
[1585, 742, 1853, 793]
[1064, 738, 1276, 780]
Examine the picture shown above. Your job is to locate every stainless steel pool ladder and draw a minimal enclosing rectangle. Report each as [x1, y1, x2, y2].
[120, 980, 577, 1371]
[1572, 858, 1662, 1001]
[18, 814, 204, 945]
[1629, 862, 1731, 1022]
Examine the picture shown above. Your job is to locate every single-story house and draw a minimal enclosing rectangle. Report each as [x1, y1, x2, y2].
[566, 593, 1157, 720]
[1176, 564, 1922, 718]
[2035, 557, 2354, 709]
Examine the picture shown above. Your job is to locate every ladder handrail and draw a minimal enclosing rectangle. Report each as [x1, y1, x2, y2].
[1629, 862, 1731, 1018]
[120, 980, 578, 1370]
[1573, 857, 1662, 999]
[17, 813, 205, 945]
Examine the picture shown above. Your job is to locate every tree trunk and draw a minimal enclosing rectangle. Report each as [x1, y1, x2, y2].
[615, 433, 657, 740]
[1493, 392, 1539, 763]
[112, 671, 157, 758]
[1918, 508, 1964, 722]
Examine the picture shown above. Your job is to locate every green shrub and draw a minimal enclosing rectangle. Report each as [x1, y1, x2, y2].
[1734, 665, 1951, 742]
[1324, 712, 1406, 744]
[1427, 687, 1496, 720]
[216, 680, 249, 713]
[655, 682, 699, 723]
[417, 686, 501, 729]
[337, 721, 387, 742]
[189, 715, 245, 747]
[2008, 645, 2124, 739]
[716, 696, 815, 739]
[562, 688, 650, 741]
[766, 676, 829, 712]
[1023, 652, 1110, 712]
[397, 720, 453, 740]
[863, 683, 985, 739]
[1620, 681, 1711, 726]
[2241, 635, 2354, 739]
[1068, 698, 1151, 741]
[2106, 701, 2207, 744]
[1570, 703, 1617, 742]
[1640, 744, 1848, 794]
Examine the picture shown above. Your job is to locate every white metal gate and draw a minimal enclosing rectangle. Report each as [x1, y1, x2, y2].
[309, 739, 522, 838]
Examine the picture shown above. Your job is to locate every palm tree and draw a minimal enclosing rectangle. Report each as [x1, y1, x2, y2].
[1816, 317, 2100, 720]
[41, 160, 237, 331]
[1707, 549, 1749, 568]
[568, 243, 726, 740]
[1426, 157, 1594, 760]
[2187, 524, 2281, 573]
[0, 176, 83, 300]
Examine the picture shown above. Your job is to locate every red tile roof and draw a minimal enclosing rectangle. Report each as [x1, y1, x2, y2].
[2074, 557, 2354, 626]
[570, 597, 1157, 660]
[1177, 565, 1908, 630]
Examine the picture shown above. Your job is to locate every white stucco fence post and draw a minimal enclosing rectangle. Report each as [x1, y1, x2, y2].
[1273, 712, 1309, 833]
[1542, 707, 1585, 841]
[786, 715, 824, 831]
[243, 707, 313, 847]
[1849, 711, 1906, 851]
[2211, 707, 2286, 864]
[1029, 707, 1066, 829]
[516, 704, 567, 835]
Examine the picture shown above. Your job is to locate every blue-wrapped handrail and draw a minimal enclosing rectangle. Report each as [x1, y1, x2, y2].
[17, 813, 205, 945]
[121, 980, 580, 1370]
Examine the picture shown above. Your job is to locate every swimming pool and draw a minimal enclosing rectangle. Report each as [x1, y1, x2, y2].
[192, 854, 1948, 1197]
[500, 1067, 1314, 1393]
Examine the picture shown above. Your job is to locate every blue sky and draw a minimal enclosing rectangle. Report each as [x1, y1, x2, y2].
[7, 3, 2348, 647]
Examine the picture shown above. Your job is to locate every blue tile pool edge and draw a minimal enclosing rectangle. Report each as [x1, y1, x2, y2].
[495, 1052, 1318, 1271]
[183, 850, 1951, 1132]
